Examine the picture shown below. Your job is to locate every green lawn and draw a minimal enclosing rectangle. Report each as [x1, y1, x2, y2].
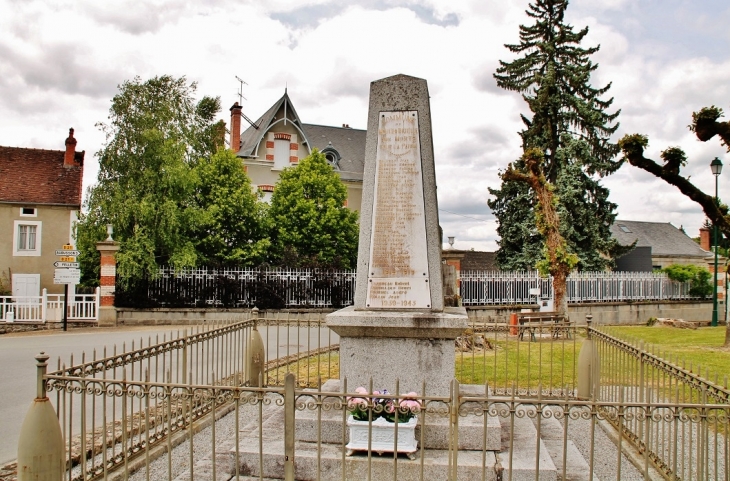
[455, 336, 582, 392]
[265, 326, 730, 393]
[267, 334, 585, 393]
[599, 325, 730, 385]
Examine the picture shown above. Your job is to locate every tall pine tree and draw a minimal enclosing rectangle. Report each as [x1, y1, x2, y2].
[489, 0, 626, 271]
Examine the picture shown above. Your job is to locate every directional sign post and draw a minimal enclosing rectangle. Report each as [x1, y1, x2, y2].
[54, 261, 80, 268]
[55, 244, 80, 331]
[54, 268, 80, 284]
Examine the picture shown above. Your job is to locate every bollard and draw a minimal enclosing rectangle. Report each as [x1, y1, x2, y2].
[17, 352, 64, 481]
[247, 307, 266, 386]
[577, 315, 600, 400]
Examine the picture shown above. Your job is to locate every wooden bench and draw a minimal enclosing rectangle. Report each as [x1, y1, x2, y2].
[516, 312, 572, 341]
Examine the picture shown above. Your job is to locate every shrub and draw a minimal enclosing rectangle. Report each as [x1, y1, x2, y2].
[662, 264, 713, 298]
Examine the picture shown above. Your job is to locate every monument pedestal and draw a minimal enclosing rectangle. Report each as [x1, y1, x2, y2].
[327, 306, 467, 396]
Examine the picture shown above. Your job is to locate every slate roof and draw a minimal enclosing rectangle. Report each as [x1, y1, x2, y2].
[237, 91, 306, 157]
[301, 123, 365, 181]
[610, 220, 709, 258]
[0, 146, 84, 207]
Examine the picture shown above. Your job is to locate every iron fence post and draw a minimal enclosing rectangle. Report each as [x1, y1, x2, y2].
[284, 372, 296, 481]
[577, 315, 599, 399]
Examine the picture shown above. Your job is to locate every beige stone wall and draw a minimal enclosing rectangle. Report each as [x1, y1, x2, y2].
[651, 255, 711, 270]
[0, 203, 76, 295]
[116, 308, 333, 325]
[345, 182, 362, 212]
[466, 300, 718, 325]
[114, 301, 721, 327]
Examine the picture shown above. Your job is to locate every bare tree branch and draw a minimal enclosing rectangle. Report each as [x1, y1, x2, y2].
[618, 134, 730, 239]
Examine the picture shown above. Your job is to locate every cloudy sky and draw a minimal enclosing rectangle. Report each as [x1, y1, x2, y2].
[1, 0, 728, 252]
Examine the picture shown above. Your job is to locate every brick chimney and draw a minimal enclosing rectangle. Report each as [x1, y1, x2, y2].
[230, 103, 242, 152]
[700, 227, 711, 251]
[64, 128, 77, 168]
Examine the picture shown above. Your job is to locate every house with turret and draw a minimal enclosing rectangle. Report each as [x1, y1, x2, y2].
[228, 92, 366, 211]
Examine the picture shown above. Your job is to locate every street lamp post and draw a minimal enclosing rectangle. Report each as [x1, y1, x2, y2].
[710, 157, 723, 327]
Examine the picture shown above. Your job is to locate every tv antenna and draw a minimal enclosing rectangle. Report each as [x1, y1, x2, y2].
[235, 76, 247, 104]
[234, 76, 259, 129]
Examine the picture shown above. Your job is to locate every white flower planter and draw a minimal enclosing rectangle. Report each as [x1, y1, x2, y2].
[345, 415, 418, 459]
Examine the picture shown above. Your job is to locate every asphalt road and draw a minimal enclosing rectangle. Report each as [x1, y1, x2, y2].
[0, 323, 337, 465]
[0, 326, 194, 465]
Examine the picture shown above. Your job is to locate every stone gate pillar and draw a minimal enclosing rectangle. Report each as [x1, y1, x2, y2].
[96, 237, 120, 327]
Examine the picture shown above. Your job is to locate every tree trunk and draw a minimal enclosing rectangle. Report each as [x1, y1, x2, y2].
[503, 149, 577, 318]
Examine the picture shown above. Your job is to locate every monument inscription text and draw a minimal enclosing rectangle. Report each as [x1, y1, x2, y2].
[366, 111, 431, 309]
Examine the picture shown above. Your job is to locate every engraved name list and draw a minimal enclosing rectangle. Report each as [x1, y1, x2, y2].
[366, 111, 431, 309]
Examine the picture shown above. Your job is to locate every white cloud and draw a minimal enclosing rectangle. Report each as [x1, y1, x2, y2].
[0, 0, 727, 253]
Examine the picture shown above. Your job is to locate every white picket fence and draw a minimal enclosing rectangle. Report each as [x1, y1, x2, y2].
[0, 287, 99, 322]
[460, 271, 693, 306]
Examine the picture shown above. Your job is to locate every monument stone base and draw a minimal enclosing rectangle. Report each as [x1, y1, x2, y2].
[326, 306, 468, 397]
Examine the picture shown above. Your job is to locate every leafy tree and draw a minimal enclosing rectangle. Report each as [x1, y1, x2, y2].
[489, 0, 626, 271]
[76, 75, 222, 283]
[192, 149, 269, 266]
[267, 149, 359, 269]
[663, 264, 713, 298]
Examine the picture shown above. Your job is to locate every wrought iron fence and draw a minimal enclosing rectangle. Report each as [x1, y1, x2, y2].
[593, 326, 730, 480]
[113, 267, 696, 309]
[41, 373, 729, 481]
[22, 314, 730, 481]
[115, 267, 357, 309]
[460, 270, 693, 305]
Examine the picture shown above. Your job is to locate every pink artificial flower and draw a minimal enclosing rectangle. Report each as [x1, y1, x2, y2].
[399, 392, 421, 413]
[347, 387, 371, 409]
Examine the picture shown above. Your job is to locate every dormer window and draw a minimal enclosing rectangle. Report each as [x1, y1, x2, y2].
[322, 146, 341, 169]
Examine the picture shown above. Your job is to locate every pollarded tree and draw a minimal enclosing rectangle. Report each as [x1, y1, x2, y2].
[489, 0, 626, 271]
[503, 148, 579, 315]
[267, 149, 359, 269]
[77, 75, 222, 283]
[192, 149, 270, 266]
[618, 107, 730, 346]
[618, 106, 730, 239]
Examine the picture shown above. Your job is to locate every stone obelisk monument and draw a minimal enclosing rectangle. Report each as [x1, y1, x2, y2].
[326, 74, 467, 396]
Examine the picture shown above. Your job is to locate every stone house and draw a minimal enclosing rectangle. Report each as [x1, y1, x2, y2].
[0, 129, 84, 296]
[228, 91, 365, 211]
[610, 220, 718, 271]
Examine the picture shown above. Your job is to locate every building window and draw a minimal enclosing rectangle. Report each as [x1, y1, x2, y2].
[257, 184, 275, 203]
[322, 147, 341, 169]
[274, 138, 290, 169]
[618, 224, 632, 233]
[20, 207, 37, 217]
[13, 220, 42, 256]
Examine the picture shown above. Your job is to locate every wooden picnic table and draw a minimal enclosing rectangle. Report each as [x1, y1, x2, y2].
[516, 312, 572, 342]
